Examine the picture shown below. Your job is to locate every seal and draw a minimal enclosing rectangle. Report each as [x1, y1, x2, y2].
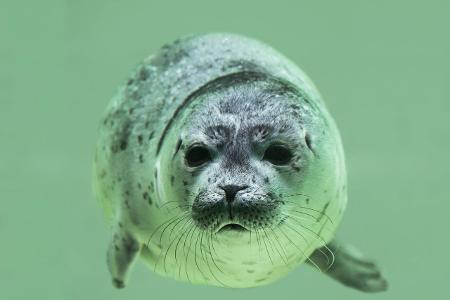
[93, 33, 388, 292]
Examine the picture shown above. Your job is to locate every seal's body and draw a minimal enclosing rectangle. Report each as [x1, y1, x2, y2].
[93, 33, 387, 292]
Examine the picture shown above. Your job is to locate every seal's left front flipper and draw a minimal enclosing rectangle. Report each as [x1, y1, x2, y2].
[107, 224, 141, 288]
[307, 241, 388, 293]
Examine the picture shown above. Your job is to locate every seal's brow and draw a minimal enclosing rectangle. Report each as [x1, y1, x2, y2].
[203, 122, 297, 139]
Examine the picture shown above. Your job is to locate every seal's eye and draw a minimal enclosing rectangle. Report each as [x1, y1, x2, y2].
[185, 146, 211, 167]
[263, 144, 293, 166]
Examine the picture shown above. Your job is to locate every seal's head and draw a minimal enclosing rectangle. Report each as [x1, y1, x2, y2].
[156, 71, 346, 251]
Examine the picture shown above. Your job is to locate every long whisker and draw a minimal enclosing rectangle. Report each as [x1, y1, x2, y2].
[283, 212, 334, 234]
[174, 218, 193, 263]
[178, 221, 196, 282]
[255, 228, 262, 259]
[193, 227, 208, 281]
[200, 230, 230, 287]
[284, 214, 334, 254]
[282, 221, 324, 272]
[183, 221, 198, 283]
[198, 230, 212, 280]
[153, 213, 189, 272]
[261, 228, 274, 265]
[176, 220, 193, 280]
[146, 213, 185, 248]
[209, 230, 221, 260]
[209, 230, 227, 276]
[163, 214, 191, 273]
[282, 200, 334, 225]
[269, 227, 289, 265]
[263, 228, 281, 263]
[158, 212, 189, 247]
[159, 200, 191, 209]
[283, 215, 335, 270]
[277, 225, 322, 272]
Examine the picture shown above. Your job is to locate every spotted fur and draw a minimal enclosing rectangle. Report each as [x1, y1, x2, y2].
[93, 33, 385, 292]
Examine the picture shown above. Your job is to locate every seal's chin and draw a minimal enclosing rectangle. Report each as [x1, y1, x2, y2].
[216, 223, 248, 234]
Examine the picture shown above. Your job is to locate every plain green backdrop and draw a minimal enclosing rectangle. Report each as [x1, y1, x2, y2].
[1, 0, 449, 299]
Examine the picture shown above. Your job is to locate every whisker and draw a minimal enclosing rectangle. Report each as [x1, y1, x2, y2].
[200, 230, 230, 287]
[163, 214, 191, 274]
[183, 221, 198, 283]
[153, 213, 188, 272]
[159, 200, 187, 209]
[158, 213, 189, 247]
[176, 220, 193, 280]
[261, 228, 274, 265]
[178, 221, 196, 282]
[256, 228, 263, 259]
[208, 229, 227, 276]
[283, 215, 335, 270]
[174, 219, 193, 263]
[167, 213, 191, 241]
[146, 213, 185, 248]
[277, 225, 322, 272]
[282, 201, 334, 225]
[193, 227, 208, 281]
[283, 212, 334, 233]
[269, 227, 289, 265]
[209, 230, 221, 260]
[263, 228, 279, 263]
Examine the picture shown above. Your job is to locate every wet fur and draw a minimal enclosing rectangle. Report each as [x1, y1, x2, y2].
[93, 33, 386, 291]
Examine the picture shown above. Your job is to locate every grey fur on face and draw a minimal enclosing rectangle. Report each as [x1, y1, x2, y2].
[178, 77, 314, 232]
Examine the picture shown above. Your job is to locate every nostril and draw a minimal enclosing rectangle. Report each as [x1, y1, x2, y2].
[219, 185, 248, 203]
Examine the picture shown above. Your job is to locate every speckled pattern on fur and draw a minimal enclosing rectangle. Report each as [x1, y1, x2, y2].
[93, 33, 349, 289]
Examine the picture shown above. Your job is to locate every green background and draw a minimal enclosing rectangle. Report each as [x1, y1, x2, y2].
[1, 0, 449, 299]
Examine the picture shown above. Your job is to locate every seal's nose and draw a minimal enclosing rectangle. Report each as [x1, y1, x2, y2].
[219, 185, 248, 203]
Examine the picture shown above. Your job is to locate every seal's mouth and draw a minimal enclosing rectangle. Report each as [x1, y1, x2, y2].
[217, 223, 248, 233]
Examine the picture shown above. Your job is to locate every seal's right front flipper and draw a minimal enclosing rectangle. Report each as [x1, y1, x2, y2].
[107, 224, 141, 288]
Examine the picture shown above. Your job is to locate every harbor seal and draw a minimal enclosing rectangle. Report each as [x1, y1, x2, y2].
[93, 33, 387, 292]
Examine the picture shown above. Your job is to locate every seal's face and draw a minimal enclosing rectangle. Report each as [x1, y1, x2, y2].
[173, 81, 317, 236]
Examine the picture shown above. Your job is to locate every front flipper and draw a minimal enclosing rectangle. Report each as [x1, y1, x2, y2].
[107, 224, 141, 288]
[307, 241, 388, 293]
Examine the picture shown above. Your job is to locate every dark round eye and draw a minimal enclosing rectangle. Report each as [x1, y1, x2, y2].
[263, 144, 293, 165]
[185, 145, 211, 167]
